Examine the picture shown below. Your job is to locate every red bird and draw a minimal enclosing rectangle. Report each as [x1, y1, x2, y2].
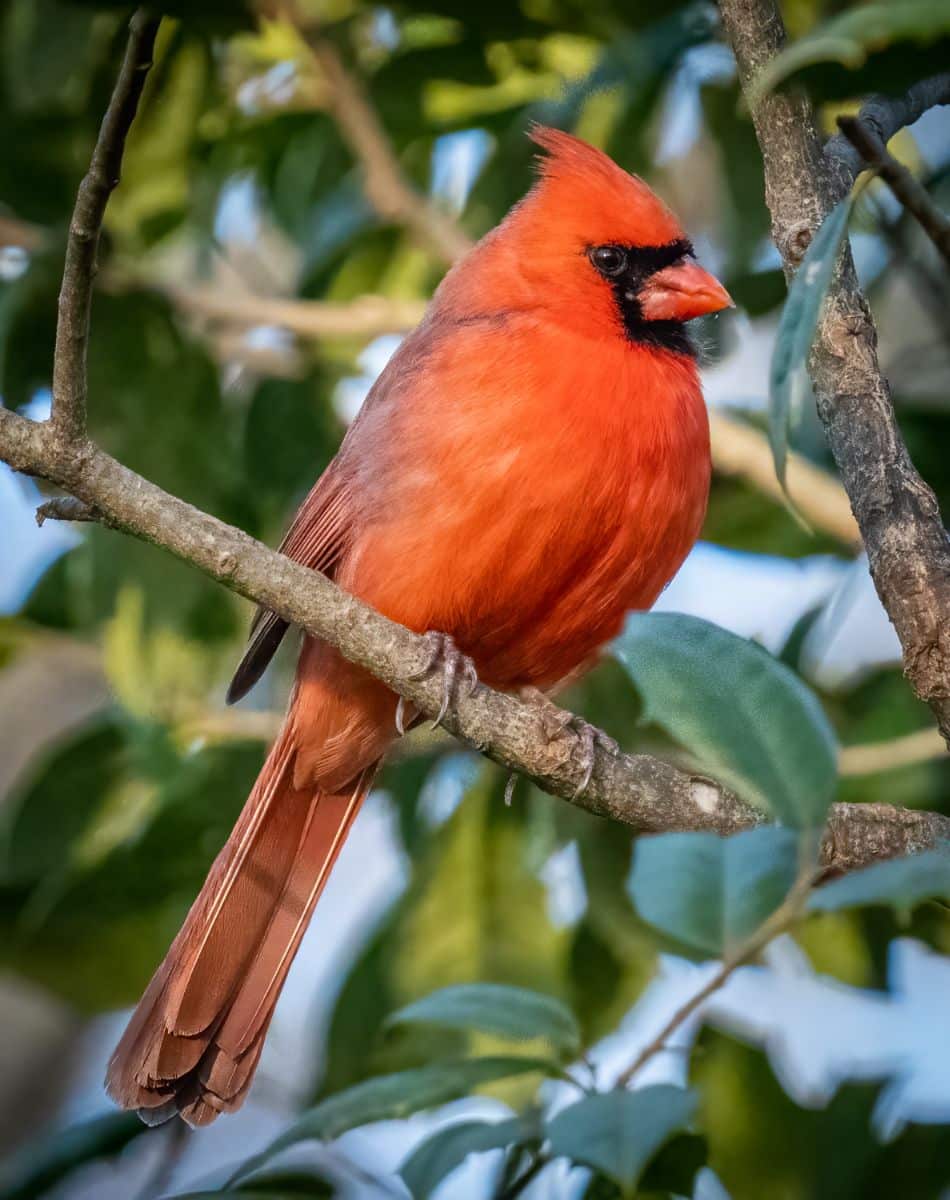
[107, 127, 730, 1125]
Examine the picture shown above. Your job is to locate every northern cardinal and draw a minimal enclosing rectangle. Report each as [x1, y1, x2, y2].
[107, 127, 730, 1125]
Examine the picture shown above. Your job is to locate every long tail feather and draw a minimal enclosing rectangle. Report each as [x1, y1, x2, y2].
[106, 721, 375, 1126]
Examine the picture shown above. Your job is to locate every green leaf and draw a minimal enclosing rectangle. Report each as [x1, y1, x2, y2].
[751, 3, 950, 101]
[612, 613, 838, 828]
[628, 828, 800, 956]
[808, 846, 950, 914]
[0, 720, 125, 886]
[545, 1086, 698, 1195]
[0, 1112, 145, 1200]
[769, 198, 852, 494]
[400, 1117, 526, 1200]
[234, 1058, 556, 1184]
[387, 984, 580, 1056]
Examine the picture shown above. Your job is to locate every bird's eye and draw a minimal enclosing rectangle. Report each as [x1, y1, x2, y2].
[590, 245, 627, 277]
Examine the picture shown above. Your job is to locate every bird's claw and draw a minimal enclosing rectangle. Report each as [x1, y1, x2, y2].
[408, 631, 479, 730]
[520, 687, 617, 799]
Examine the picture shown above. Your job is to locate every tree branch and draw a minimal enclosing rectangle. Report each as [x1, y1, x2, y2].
[718, 0, 950, 746]
[305, 36, 474, 266]
[824, 73, 950, 186]
[614, 865, 815, 1088]
[836, 114, 950, 267]
[165, 283, 426, 340]
[3, 405, 949, 872]
[50, 9, 159, 441]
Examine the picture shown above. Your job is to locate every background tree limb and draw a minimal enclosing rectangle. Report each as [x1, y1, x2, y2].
[718, 0, 950, 746]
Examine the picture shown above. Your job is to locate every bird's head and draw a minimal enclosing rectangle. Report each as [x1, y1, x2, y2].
[463, 126, 732, 356]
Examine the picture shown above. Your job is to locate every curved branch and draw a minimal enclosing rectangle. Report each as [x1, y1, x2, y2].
[51, 9, 160, 440]
[718, 0, 950, 746]
[3, 404, 949, 872]
[824, 73, 950, 186]
[836, 114, 950, 266]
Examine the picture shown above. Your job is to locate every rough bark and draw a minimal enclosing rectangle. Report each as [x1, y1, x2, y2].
[719, 0, 950, 744]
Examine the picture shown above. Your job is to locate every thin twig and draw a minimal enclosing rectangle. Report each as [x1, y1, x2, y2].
[837, 115, 950, 267]
[614, 868, 815, 1089]
[306, 35, 473, 265]
[50, 9, 160, 440]
[35, 496, 104, 527]
[824, 73, 950, 185]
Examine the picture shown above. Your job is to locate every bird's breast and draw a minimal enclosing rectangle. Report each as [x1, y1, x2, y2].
[342, 317, 711, 690]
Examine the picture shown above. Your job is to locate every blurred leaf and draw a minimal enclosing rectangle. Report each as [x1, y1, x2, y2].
[752, 3, 950, 102]
[545, 1086, 698, 1195]
[237, 1057, 557, 1181]
[0, 719, 124, 886]
[0, 1112, 145, 1200]
[769, 197, 852, 494]
[612, 613, 838, 828]
[808, 847, 950, 915]
[386, 983, 580, 1056]
[399, 1116, 527, 1200]
[0, 738, 261, 1009]
[627, 827, 801, 956]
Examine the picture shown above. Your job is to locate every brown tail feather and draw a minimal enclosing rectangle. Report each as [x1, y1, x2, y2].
[106, 721, 375, 1126]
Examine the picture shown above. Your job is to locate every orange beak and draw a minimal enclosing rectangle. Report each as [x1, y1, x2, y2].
[638, 261, 734, 323]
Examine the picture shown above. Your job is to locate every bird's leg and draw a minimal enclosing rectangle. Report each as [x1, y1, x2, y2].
[408, 631, 479, 729]
[520, 687, 619, 798]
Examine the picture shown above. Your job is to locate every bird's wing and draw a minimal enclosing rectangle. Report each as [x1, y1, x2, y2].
[226, 466, 353, 703]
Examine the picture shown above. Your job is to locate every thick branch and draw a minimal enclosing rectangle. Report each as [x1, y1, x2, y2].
[51, 10, 159, 440]
[718, 0, 950, 745]
[837, 115, 950, 267]
[2, 404, 948, 872]
[824, 73, 950, 186]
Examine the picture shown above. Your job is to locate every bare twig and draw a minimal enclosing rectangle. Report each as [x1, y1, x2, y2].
[718, 0, 950, 746]
[837, 115, 950, 267]
[35, 496, 104, 527]
[306, 36, 473, 266]
[824, 73, 950, 185]
[614, 867, 815, 1088]
[4, 406, 950, 872]
[51, 9, 160, 440]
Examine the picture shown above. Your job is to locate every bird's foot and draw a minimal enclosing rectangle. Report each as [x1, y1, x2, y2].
[520, 687, 618, 798]
[408, 631, 479, 730]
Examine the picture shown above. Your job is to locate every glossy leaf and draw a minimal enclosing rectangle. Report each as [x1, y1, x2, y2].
[612, 612, 838, 828]
[234, 1057, 557, 1183]
[387, 983, 580, 1056]
[808, 847, 950, 914]
[400, 1117, 526, 1200]
[628, 827, 800, 956]
[769, 198, 852, 494]
[545, 1086, 698, 1195]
